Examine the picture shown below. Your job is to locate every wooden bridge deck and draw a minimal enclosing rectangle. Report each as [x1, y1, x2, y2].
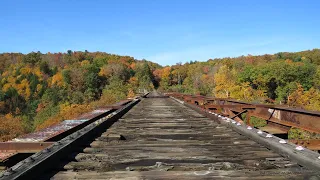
[50, 93, 318, 179]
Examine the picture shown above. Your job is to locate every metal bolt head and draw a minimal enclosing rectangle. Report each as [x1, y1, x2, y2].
[3, 168, 14, 176]
[266, 134, 272, 138]
[25, 157, 35, 163]
[279, 140, 286, 144]
[68, 136, 74, 140]
[295, 146, 304, 151]
[54, 141, 62, 146]
[43, 148, 51, 153]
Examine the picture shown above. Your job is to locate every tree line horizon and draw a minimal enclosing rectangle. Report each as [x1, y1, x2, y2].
[0, 48, 320, 141]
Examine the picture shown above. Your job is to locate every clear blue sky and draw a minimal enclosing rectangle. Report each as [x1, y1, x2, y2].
[1, 0, 320, 65]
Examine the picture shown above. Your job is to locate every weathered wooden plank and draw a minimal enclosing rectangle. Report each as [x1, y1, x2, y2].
[52, 170, 319, 180]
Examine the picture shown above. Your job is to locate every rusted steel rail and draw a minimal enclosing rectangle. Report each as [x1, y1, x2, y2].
[1, 91, 320, 179]
[0, 142, 54, 153]
[168, 92, 320, 150]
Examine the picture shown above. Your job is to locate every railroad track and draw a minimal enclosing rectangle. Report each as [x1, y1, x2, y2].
[2, 91, 320, 179]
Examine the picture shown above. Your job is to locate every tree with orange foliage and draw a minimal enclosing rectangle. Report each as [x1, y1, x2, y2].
[0, 115, 25, 141]
[127, 89, 135, 98]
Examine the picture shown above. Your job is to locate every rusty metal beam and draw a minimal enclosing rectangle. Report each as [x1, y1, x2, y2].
[188, 94, 320, 116]
[0, 142, 54, 153]
[225, 109, 243, 123]
[230, 110, 247, 119]
[171, 92, 320, 151]
[204, 104, 256, 109]
[204, 100, 320, 134]
[170, 92, 320, 135]
[259, 125, 289, 135]
[289, 139, 320, 150]
[249, 110, 320, 134]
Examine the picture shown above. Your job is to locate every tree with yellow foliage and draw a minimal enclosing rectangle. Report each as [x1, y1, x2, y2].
[213, 65, 237, 98]
[51, 72, 64, 87]
[288, 84, 320, 111]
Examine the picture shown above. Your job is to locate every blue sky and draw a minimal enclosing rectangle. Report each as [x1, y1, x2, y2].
[1, 0, 320, 65]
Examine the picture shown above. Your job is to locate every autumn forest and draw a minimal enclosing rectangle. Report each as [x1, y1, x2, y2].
[1, 49, 320, 141]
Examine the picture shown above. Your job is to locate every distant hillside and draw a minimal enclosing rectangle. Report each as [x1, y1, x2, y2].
[154, 48, 320, 109]
[1, 49, 320, 141]
[0, 51, 160, 141]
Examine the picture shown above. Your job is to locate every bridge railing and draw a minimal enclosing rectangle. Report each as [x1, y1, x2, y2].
[167, 92, 320, 151]
[0, 93, 149, 169]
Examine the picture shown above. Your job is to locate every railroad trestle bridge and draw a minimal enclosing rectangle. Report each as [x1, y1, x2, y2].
[0, 91, 320, 179]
